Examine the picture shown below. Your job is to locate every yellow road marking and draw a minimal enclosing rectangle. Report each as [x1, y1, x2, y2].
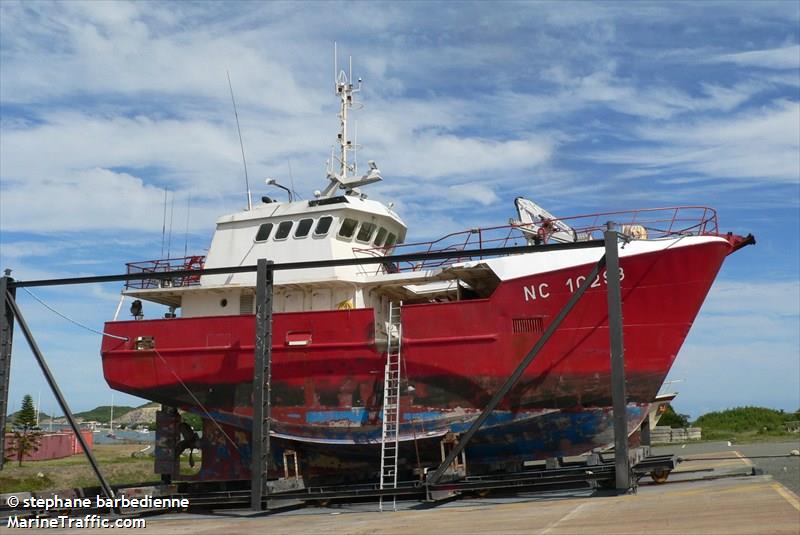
[677, 460, 747, 469]
[771, 483, 800, 512]
[668, 483, 771, 499]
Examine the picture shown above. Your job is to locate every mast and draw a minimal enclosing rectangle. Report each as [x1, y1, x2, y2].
[320, 46, 382, 198]
[334, 54, 360, 182]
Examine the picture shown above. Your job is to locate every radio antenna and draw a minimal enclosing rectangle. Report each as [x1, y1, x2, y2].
[160, 188, 167, 257]
[167, 191, 175, 258]
[184, 191, 192, 258]
[227, 70, 252, 211]
[287, 159, 300, 200]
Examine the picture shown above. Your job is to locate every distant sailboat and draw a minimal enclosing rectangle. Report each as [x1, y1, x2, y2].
[106, 394, 117, 439]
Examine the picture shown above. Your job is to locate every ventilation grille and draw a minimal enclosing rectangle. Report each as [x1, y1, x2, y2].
[240, 294, 254, 315]
[512, 317, 544, 334]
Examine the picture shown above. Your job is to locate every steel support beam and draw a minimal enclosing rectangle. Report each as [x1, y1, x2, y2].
[604, 227, 630, 491]
[9, 240, 605, 289]
[0, 275, 16, 470]
[251, 259, 274, 511]
[426, 254, 608, 486]
[5, 291, 115, 498]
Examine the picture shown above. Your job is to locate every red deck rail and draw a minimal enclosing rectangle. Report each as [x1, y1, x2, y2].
[125, 255, 206, 290]
[353, 206, 719, 273]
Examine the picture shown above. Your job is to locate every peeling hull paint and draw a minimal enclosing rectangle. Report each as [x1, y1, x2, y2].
[179, 404, 647, 485]
[116, 369, 663, 435]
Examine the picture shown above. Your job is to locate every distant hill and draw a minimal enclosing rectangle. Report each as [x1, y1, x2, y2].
[116, 404, 160, 426]
[5, 410, 52, 423]
[73, 405, 137, 423]
[6, 401, 161, 428]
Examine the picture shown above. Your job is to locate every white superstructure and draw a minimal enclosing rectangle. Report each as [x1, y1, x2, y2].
[122, 56, 422, 320]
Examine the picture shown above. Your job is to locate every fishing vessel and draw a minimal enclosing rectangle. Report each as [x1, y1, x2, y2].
[100, 60, 753, 483]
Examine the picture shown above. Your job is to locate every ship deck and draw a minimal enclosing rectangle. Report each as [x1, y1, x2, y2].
[40, 441, 800, 534]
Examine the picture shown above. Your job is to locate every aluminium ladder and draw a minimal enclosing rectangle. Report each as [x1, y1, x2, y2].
[379, 301, 403, 511]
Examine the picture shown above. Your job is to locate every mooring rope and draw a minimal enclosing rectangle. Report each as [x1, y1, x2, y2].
[21, 287, 129, 341]
[152, 348, 242, 453]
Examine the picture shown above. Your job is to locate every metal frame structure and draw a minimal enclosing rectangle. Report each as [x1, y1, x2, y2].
[604, 226, 630, 489]
[1, 282, 115, 499]
[0, 233, 640, 510]
[425, 228, 631, 492]
[0, 273, 15, 470]
[1, 453, 688, 519]
[251, 259, 275, 510]
[7, 241, 602, 289]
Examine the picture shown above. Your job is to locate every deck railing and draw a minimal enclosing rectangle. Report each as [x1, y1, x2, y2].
[353, 206, 719, 273]
[125, 255, 206, 290]
[123, 207, 719, 283]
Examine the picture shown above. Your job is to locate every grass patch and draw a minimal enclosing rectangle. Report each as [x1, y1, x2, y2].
[0, 444, 204, 493]
[1, 444, 157, 493]
[0, 473, 55, 493]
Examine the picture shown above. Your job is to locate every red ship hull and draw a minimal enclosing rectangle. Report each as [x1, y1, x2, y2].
[101, 237, 732, 480]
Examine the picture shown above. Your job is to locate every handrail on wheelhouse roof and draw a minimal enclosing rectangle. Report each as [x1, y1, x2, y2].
[125, 256, 206, 290]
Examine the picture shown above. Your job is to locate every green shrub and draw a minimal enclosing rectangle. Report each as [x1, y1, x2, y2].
[694, 406, 787, 433]
[658, 404, 690, 428]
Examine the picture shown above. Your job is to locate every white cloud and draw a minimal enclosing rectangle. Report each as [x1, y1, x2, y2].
[0, 113, 242, 185]
[0, 167, 229, 233]
[702, 280, 800, 317]
[447, 183, 500, 206]
[711, 44, 800, 70]
[0, 3, 323, 114]
[587, 100, 800, 184]
[386, 136, 553, 180]
[0, 241, 57, 261]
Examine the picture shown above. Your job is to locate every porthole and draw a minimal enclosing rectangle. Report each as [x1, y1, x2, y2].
[275, 220, 293, 240]
[295, 218, 313, 238]
[315, 216, 333, 236]
[220, 298, 228, 307]
[255, 223, 273, 242]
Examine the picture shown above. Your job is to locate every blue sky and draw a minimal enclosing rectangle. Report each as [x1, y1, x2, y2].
[1, 1, 798, 419]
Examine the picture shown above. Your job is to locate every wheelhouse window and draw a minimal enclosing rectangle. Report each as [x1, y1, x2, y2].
[275, 220, 293, 240]
[255, 223, 273, 242]
[338, 218, 358, 239]
[294, 218, 313, 238]
[356, 222, 377, 243]
[314, 216, 333, 236]
[385, 233, 397, 248]
[374, 227, 388, 247]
